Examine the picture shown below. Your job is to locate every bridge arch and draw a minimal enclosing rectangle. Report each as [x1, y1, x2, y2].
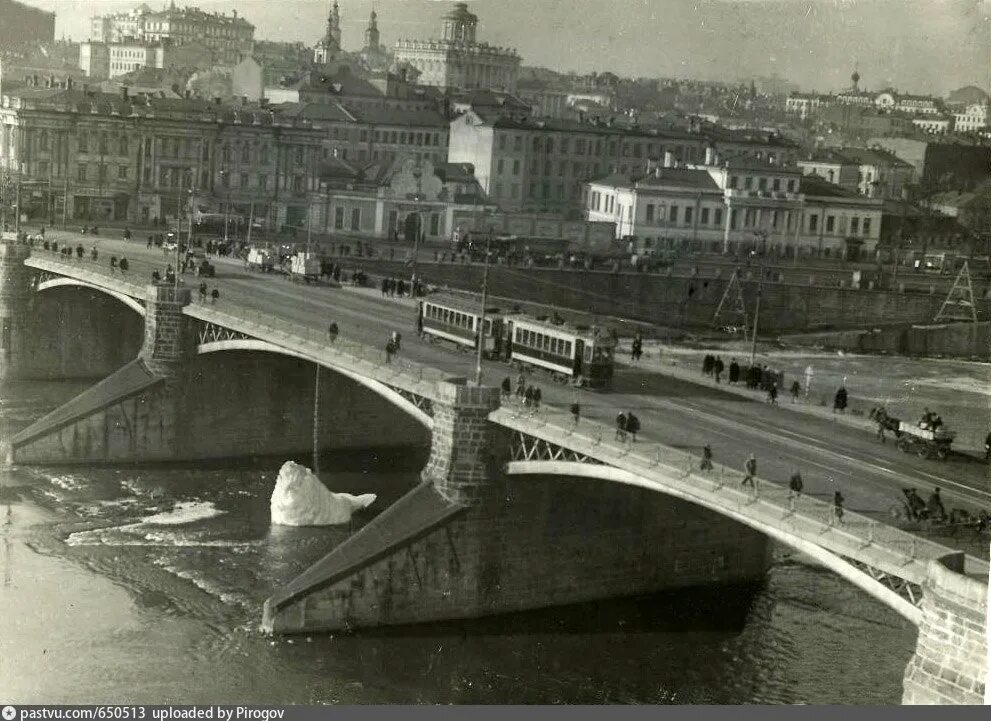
[36, 277, 146, 317]
[505, 459, 922, 624]
[197, 338, 434, 430]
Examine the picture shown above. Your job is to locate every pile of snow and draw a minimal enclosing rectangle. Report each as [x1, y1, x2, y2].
[270, 461, 376, 527]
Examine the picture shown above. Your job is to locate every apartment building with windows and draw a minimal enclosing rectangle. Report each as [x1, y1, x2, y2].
[0, 82, 322, 229]
[584, 154, 884, 260]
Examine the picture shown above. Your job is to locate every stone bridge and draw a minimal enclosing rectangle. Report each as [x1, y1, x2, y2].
[1, 239, 986, 705]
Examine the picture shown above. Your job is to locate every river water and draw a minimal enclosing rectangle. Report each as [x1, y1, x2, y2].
[0, 379, 916, 705]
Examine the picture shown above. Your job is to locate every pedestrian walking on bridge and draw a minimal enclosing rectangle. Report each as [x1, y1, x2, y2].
[833, 386, 848, 414]
[615, 413, 627, 442]
[833, 490, 845, 524]
[118, 257, 129, 274]
[385, 338, 396, 364]
[515, 373, 526, 400]
[741, 454, 757, 488]
[570, 401, 580, 425]
[531, 386, 542, 413]
[90, 246, 98, 262]
[790, 380, 801, 403]
[789, 470, 803, 499]
[328, 322, 339, 344]
[500, 377, 511, 400]
[700, 443, 713, 472]
[626, 412, 640, 442]
[199, 282, 208, 302]
[210, 288, 219, 304]
[713, 356, 724, 384]
[110, 256, 118, 273]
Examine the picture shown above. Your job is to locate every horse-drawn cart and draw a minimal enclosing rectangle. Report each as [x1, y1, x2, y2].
[895, 422, 956, 460]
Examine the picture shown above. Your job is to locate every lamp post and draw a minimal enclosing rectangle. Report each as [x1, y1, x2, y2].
[474, 227, 492, 387]
[409, 160, 424, 294]
[748, 239, 766, 367]
[219, 169, 230, 243]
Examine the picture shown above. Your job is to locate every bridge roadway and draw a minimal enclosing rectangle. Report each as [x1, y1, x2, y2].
[32, 233, 991, 560]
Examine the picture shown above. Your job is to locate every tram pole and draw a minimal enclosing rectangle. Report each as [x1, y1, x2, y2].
[474, 230, 492, 387]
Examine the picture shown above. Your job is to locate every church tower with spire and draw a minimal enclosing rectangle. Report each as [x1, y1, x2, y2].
[364, 9, 380, 52]
[314, 0, 343, 66]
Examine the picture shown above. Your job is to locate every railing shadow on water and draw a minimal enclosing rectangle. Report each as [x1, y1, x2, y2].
[500, 402, 944, 569]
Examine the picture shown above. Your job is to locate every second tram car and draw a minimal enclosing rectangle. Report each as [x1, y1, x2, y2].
[418, 296, 505, 357]
[507, 316, 616, 389]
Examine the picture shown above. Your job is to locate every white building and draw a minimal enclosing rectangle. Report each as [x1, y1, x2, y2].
[80, 40, 218, 79]
[953, 103, 988, 133]
[393, 3, 521, 93]
[785, 93, 825, 119]
[912, 116, 952, 134]
[585, 152, 883, 260]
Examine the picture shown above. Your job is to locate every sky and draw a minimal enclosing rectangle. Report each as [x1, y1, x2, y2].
[27, 0, 991, 95]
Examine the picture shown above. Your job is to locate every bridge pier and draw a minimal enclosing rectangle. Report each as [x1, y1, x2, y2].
[10, 284, 194, 463]
[902, 556, 987, 704]
[263, 381, 771, 635]
[0, 234, 33, 381]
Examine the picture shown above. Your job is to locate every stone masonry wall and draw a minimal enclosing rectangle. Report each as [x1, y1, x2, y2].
[0, 238, 34, 381]
[902, 558, 988, 704]
[351, 258, 946, 333]
[271, 471, 771, 633]
[420, 383, 502, 504]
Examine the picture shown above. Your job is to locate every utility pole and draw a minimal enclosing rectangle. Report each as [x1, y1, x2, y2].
[246, 200, 254, 247]
[409, 158, 424, 294]
[749, 249, 764, 367]
[474, 229, 492, 387]
[174, 170, 184, 292]
[312, 364, 321, 476]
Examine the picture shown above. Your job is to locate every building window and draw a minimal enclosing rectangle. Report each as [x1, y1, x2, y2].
[119, 137, 128, 156]
[850, 217, 859, 235]
[497, 159, 504, 175]
[241, 144, 250, 162]
[809, 214, 818, 232]
[291, 175, 303, 192]
[430, 213, 440, 235]
[350, 208, 360, 230]
[700, 207, 709, 225]
[117, 166, 128, 180]
[645, 204, 654, 222]
[714, 207, 723, 226]
[78, 135, 88, 153]
[258, 174, 268, 190]
[334, 207, 344, 230]
[513, 159, 520, 175]
[826, 215, 835, 233]
[863, 218, 872, 236]
[758, 177, 767, 191]
[772, 178, 780, 192]
[669, 205, 678, 223]
[745, 177, 753, 190]
[730, 176, 739, 189]
[787, 179, 796, 192]
[295, 147, 304, 164]
[240, 173, 249, 188]
[684, 207, 693, 225]
[260, 145, 269, 164]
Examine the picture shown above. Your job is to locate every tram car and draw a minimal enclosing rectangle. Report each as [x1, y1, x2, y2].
[418, 295, 506, 357]
[507, 316, 616, 389]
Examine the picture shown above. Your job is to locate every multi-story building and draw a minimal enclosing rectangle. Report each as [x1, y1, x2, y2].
[277, 101, 449, 167]
[309, 157, 495, 242]
[873, 91, 943, 116]
[584, 154, 884, 260]
[447, 110, 799, 215]
[0, 0, 55, 47]
[288, 68, 442, 112]
[393, 2, 521, 93]
[798, 147, 914, 199]
[952, 103, 988, 133]
[90, 2, 254, 66]
[785, 93, 824, 120]
[0, 82, 322, 229]
[79, 40, 219, 79]
[912, 116, 953, 134]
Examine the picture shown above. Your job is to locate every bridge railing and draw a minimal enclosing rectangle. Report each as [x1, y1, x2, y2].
[25, 253, 452, 392]
[498, 402, 955, 568]
[26, 254, 147, 297]
[187, 294, 453, 389]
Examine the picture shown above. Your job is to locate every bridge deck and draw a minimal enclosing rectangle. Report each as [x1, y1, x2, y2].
[492, 406, 988, 590]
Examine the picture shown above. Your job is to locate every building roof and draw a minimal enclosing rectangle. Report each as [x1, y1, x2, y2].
[589, 168, 720, 191]
[798, 149, 855, 165]
[798, 175, 859, 198]
[836, 146, 913, 168]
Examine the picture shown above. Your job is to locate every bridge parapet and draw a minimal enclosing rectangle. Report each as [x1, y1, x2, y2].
[185, 300, 453, 403]
[25, 255, 147, 299]
[492, 404, 986, 622]
[0, 235, 32, 379]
